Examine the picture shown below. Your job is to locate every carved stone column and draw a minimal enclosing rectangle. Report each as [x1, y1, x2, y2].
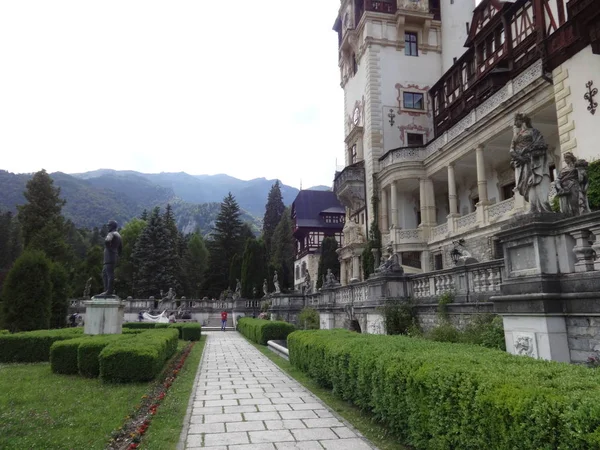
[351, 254, 361, 282]
[339, 258, 348, 286]
[447, 163, 459, 216]
[570, 230, 595, 272]
[419, 178, 436, 226]
[476, 144, 489, 204]
[390, 181, 398, 228]
[381, 187, 389, 231]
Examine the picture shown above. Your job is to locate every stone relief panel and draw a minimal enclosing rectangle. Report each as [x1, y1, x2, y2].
[367, 313, 386, 335]
[514, 332, 538, 358]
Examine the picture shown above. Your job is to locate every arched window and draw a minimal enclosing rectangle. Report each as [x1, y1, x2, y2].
[295, 265, 300, 281]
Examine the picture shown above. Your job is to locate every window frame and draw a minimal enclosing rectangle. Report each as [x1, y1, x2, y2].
[403, 91, 425, 111]
[405, 31, 419, 57]
[406, 132, 424, 147]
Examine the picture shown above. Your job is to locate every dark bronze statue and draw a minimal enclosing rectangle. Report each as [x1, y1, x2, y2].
[99, 220, 122, 296]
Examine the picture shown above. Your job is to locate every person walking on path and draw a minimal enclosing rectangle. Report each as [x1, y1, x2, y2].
[220, 310, 228, 331]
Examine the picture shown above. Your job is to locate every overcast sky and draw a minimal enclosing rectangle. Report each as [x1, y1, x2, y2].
[0, 1, 344, 189]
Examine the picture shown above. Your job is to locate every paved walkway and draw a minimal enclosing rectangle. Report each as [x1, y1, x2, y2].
[180, 331, 377, 450]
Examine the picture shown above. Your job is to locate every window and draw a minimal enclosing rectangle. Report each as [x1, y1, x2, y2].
[351, 144, 357, 164]
[434, 253, 443, 271]
[406, 133, 424, 147]
[295, 265, 300, 281]
[403, 92, 424, 110]
[501, 182, 515, 200]
[405, 32, 418, 56]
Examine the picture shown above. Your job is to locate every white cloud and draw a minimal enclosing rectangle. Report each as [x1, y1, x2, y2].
[0, 0, 344, 189]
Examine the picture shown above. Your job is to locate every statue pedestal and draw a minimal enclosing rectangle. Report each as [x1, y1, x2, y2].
[84, 296, 124, 335]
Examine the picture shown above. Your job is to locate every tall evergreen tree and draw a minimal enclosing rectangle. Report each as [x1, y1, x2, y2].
[228, 253, 242, 292]
[270, 208, 295, 291]
[262, 181, 285, 259]
[316, 237, 340, 289]
[204, 193, 245, 295]
[185, 232, 209, 298]
[115, 218, 146, 297]
[162, 204, 182, 292]
[17, 169, 66, 248]
[134, 207, 177, 298]
[49, 262, 70, 328]
[241, 238, 266, 299]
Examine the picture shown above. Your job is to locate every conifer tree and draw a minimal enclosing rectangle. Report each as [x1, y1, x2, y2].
[262, 181, 285, 259]
[114, 218, 146, 297]
[49, 262, 70, 328]
[134, 207, 177, 298]
[270, 208, 295, 291]
[204, 193, 245, 295]
[241, 238, 266, 299]
[162, 204, 182, 292]
[185, 232, 208, 298]
[228, 253, 242, 291]
[316, 237, 340, 289]
[1, 249, 52, 332]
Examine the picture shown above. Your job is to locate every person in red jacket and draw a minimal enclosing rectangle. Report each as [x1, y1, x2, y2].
[221, 311, 228, 331]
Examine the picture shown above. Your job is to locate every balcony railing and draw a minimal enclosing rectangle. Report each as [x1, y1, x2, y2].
[379, 145, 428, 168]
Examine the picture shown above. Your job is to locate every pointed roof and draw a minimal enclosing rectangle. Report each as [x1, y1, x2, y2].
[291, 190, 345, 229]
[465, 0, 513, 46]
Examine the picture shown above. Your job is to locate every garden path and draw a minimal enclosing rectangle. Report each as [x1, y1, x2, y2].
[179, 331, 377, 450]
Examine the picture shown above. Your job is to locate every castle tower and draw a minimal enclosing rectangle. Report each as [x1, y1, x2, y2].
[333, 0, 476, 283]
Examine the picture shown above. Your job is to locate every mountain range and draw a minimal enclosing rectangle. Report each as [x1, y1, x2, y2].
[0, 169, 331, 235]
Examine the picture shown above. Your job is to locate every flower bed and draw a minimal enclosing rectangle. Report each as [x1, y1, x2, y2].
[288, 329, 600, 450]
[237, 317, 295, 345]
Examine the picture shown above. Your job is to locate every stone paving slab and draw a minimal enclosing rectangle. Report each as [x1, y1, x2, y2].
[180, 331, 377, 450]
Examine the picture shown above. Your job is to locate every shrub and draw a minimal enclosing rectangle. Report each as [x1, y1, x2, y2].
[0, 328, 83, 363]
[298, 308, 319, 330]
[99, 329, 178, 382]
[122, 322, 157, 329]
[1, 250, 53, 332]
[155, 323, 169, 329]
[237, 317, 295, 345]
[288, 330, 600, 450]
[78, 334, 135, 378]
[437, 291, 455, 321]
[50, 337, 89, 374]
[0, 330, 9, 335]
[461, 313, 506, 350]
[180, 323, 201, 341]
[381, 300, 418, 335]
[168, 323, 185, 339]
[49, 262, 70, 329]
[427, 322, 461, 343]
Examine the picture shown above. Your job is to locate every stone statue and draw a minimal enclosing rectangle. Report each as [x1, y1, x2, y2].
[83, 277, 92, 299]
[234, 278, 242, 299]
[374, 241, 403, 275]
[342, 216, 366, 245]
[555, 152, 591, 217]
[98, 220, 122, 296]
[323, 269, 340, 288]
[262, 279, 268, 297]
[509, 113, 553, 213]
[273, 271, 280, 294]
[304, 272, 312, 295]
[165, 288, 176, 301]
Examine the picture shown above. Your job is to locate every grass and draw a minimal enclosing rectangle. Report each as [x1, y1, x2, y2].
[140, 336, 206, 449]
[247, 338, 410, 450]
[0, 363, 149, 449]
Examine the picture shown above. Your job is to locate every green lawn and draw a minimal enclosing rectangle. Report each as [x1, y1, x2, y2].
[140, 336, 206, 449]
[0, 363, 149, 449]
[248, 339, 409, 450]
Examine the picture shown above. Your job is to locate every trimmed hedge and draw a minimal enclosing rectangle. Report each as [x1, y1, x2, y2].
[288, 330, 600, 450]
[50, 337, 89, 374]
[99, 329, 179, 382]
[0, 330, 9, 335]
[122, 322, 201, 341]
[78, 334, 135, 378]
[237, 317, 295, 345]
[0, 328, 83, 363]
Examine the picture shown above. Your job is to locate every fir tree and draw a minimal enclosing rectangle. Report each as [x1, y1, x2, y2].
[134, 207, 177, 298]
[270, 208, 295, 291]
[114, 218, 146, 297]
[241, 238, 266, 299]
[185, 232, 209, 298]
[140, 209, 149, 221]
[204, 193, 245, 295]
[49, 262, 70, 328]
[262, 181, 285, 259]
[162, 204, 182, 292]
[1, 249, 53, 332]
[228, 253, 242, 291]
[316, 237, 340, 289]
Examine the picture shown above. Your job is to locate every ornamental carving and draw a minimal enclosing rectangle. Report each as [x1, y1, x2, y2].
[342, 217, 366, 246]
[514, 333, 538, 358]
[584, 81, 598, 115]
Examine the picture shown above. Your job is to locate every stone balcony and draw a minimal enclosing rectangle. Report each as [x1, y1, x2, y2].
[333, 161, 366, 210]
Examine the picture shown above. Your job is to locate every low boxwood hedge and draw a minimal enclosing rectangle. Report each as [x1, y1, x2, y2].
[122, 322, 157, 329]
[288, 330, 600, 450]
[122, 322, 201, 340]
[99, 328, 179, 382]
[0, 328, 83, 363]
[50, 337, 90, 374]
[237, 317, 295, 345]
[78, 334, 135, 378]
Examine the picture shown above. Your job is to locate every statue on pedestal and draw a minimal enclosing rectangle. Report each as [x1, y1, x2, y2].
[374, 241, 403, 275]
[234, 278, 242, 299]
[273, 271, 280, 294]
[323, 269, 340, 288]
[98, 220, 122, 297]
[304, 272, 312, 295]
[83, 277, 92, 299]
[509, 113, 553, 213]
[555, 152, 591, 217]
[262, 279, 268, 297]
